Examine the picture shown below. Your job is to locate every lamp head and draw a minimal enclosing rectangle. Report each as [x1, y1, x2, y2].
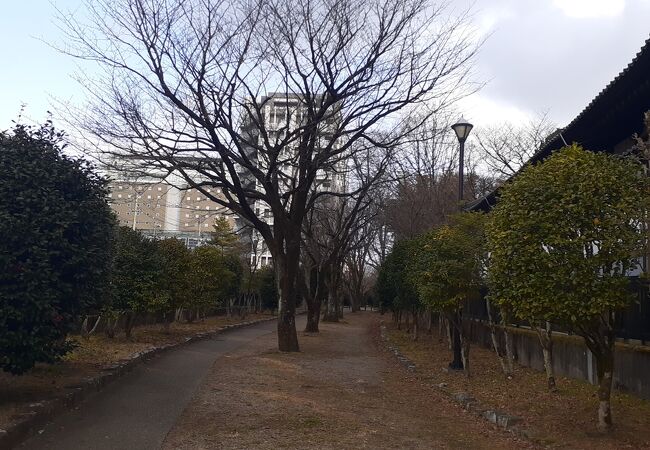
[451, 116, 474, 143]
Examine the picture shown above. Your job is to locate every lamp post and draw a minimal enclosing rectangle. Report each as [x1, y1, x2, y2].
[448, 116, 474, 371]
[451, 116, 474, 205]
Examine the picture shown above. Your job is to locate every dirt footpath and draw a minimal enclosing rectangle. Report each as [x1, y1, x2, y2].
[163, 312, 531, 449]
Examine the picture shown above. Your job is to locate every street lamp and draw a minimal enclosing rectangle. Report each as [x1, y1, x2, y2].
[451, 116, 473, 204]
[448, 116, 473, 371]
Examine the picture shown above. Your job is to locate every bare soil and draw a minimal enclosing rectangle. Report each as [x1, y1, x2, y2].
[0, 313, 272, 433]
[387, 321, 650, 449]
[163, 312, 532, 449]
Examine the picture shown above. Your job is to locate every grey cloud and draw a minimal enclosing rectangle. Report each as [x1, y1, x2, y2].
[464, 0, 650, 125]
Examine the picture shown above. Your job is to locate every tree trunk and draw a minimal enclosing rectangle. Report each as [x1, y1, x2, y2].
[583, 315, 616, 432]
[351, 293, 360, 312]
[162, 311, 173, 333]
[486, 300, 512, 377]
[533, 322, 556, 391]
[105, 314, 118, 338]
[595, 346, 614, 431]
[448, 311, 464, 370]
[124, 311, 136, 340]
[412, 311, 419, 341]
[504, 328, 515, 375]
[299, 266, 320, 333]
[322, 270, 340, 322]
[305, 302, 321, 332]
[322, 289, 339, 322]
[275, 248, 300, 352]
[80, 316, 89, 339]
[460, 330, 470, 378]
[337, 293, 343, 319]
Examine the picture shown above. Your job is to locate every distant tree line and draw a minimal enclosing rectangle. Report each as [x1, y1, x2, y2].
[0, 121, 277, 375]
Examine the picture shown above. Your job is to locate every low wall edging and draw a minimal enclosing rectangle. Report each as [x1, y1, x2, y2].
[467, 320, 650, 400]
[0, 316, 277, 450]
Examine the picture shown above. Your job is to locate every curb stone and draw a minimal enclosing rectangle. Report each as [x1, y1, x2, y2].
[1, 316, 277, 450]
[378, 322, 536, 444]
[379, 325, 417, 373]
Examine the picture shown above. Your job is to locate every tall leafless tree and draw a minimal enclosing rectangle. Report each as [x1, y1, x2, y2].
[300, 145, 389, 330]
[473, 112, 557, 180]
[57, 0, 479, 351]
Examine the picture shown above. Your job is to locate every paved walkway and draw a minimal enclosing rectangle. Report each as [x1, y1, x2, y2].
[19, 320, 283, 450]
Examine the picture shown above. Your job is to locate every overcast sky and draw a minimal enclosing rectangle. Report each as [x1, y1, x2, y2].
[457, 0, 650, 127]
[0, 0, 649, 131]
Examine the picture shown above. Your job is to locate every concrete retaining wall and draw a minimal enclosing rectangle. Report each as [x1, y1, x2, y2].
[467, 320, 650, 400]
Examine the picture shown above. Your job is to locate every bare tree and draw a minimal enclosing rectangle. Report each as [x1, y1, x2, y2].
[300, 145, 389, 330]
[57, 0, 479, 351]
[473, 112, 556, 180]
[343, 219, 374, 312]
[383, 113, 488, 239]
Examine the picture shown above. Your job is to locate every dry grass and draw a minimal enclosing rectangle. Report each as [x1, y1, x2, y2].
[163, 312, 532, 450]
[0, 313, 273, 431]
[387, 323, 650, 449]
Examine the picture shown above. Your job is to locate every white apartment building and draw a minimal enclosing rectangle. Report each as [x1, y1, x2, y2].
[239, 93, 347, 268]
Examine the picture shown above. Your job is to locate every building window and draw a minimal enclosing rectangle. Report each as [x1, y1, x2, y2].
[185, 223, 189, 227]
[186, 197, 190, 201]
[195, 214, 199, 218]
[118, 185, 123, 190]
[108, 193, 112, 198]
[158, 187, 162, 191]
[185, 214, 189, 218]
[204, 223, 209, 228]
[118, 194, 122, 198]
[147, 195, 151, 199]
[128, 194, 132, 198]
[206, 206, 210, 210]
[196, 196, 201, 201]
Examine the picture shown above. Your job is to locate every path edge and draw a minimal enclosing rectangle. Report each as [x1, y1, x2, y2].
[378, 322, 542, 446]
[1, 316, 277, 450]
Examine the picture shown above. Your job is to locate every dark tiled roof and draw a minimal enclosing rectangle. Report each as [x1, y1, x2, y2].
[469, 35, 650, 212]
